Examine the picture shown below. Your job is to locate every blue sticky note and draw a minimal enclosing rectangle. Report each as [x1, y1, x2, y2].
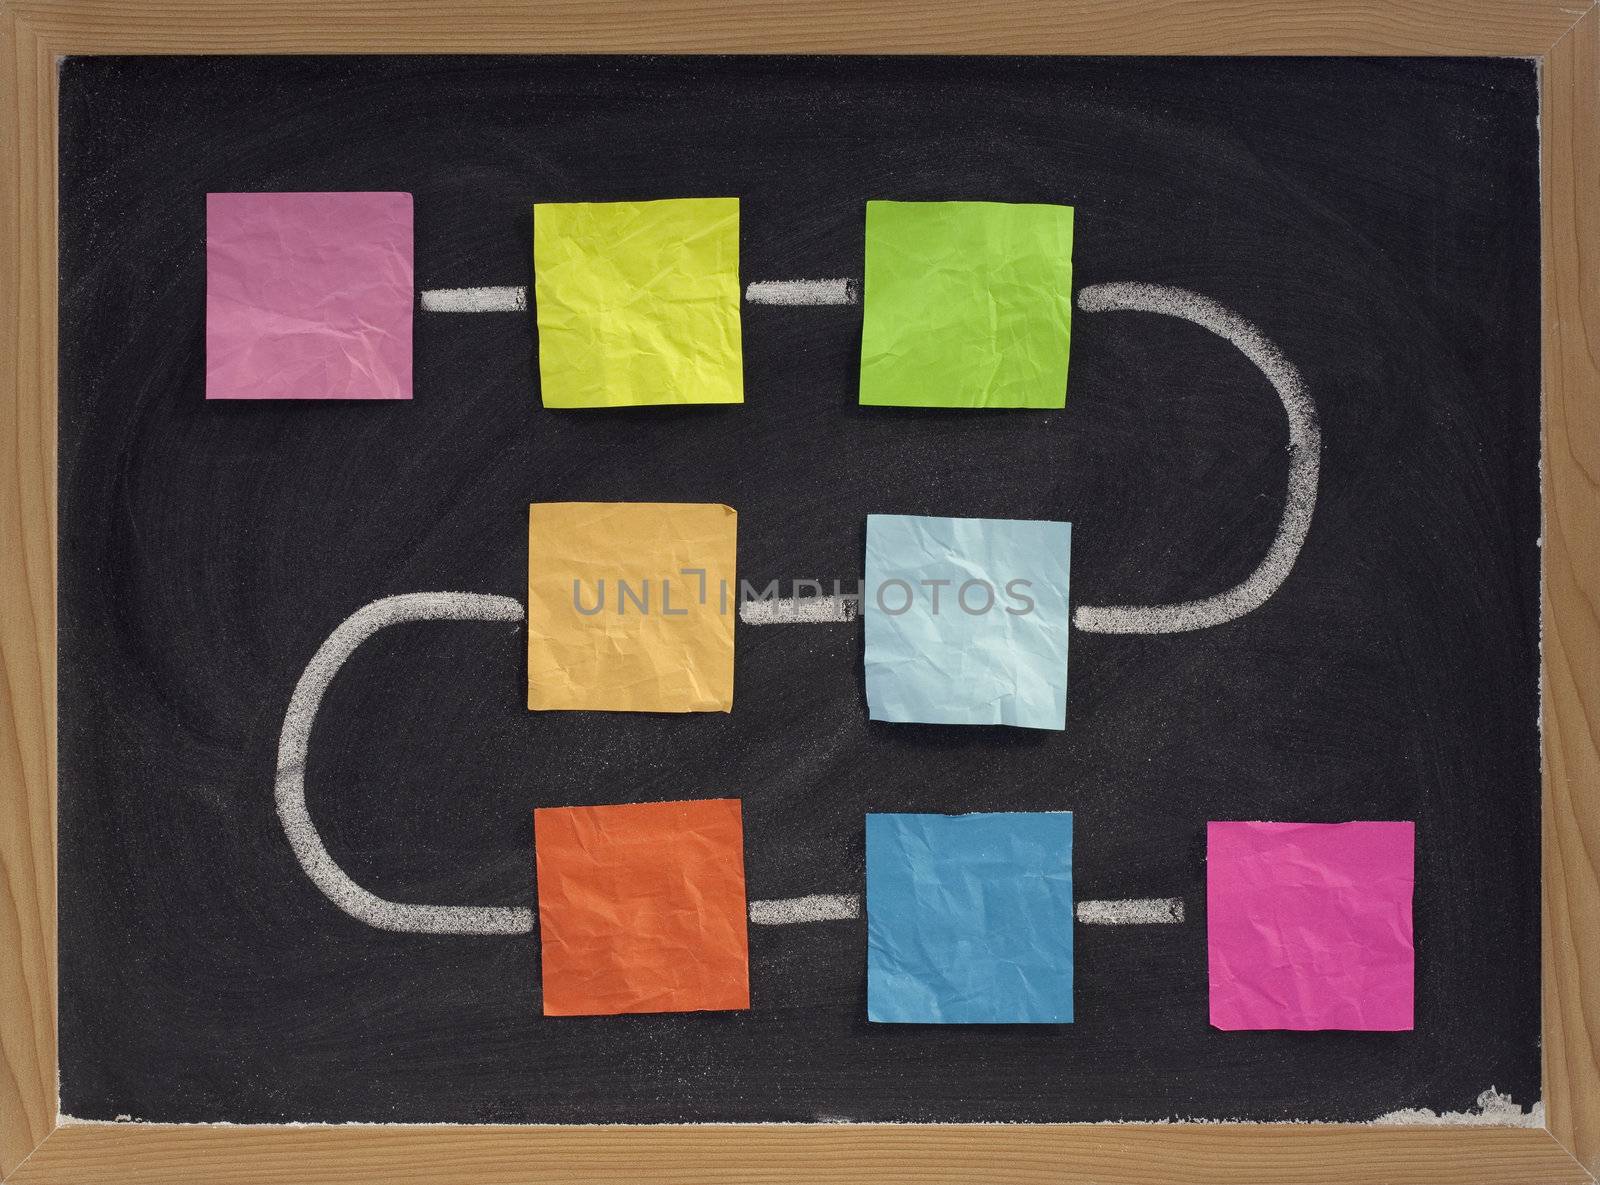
[863, 514, 1071, 730]
[867, 812, 1074, 1024]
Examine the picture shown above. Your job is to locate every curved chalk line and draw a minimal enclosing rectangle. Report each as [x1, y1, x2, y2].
[275, 595, 871, 935]
[1072, 282, 1320, 635]
[275, 592, 535, 935]
[282, 282, 1312, 932]
[276, 598, 1186, 935]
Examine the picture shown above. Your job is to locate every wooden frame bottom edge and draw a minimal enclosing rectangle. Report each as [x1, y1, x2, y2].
[3, 1121, 1593, 1185]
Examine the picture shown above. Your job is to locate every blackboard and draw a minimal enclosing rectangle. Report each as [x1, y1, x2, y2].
[56, 54, 1542, 1125]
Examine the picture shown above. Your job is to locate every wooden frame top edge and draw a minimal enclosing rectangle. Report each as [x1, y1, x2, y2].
[2, 0, 1594, 57]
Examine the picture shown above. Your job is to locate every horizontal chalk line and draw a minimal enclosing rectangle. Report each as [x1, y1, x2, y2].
[421, 279, 859, 311]
[748, 895, 1183, 926]
[745, 278, 859, 306]
[420, 286, 527, 312]
[1075, 897, 1185, 925]
[749, 894, 861, 924]
[739, 594, 858, 625]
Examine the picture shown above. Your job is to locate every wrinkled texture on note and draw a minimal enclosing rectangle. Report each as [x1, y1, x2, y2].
[1207, 821, 1415, 1031]
[864, 514, 1070, 729]
[527, 502, 736, 712]
[532, 198, 744, 407]
[205, 192, 413, 400]
[534, 798, 750, 1016]
[858, 200, 1073, 408]
[867, 812, 1074, 1024]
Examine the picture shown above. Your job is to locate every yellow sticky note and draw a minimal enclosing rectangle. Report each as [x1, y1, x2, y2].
[532, 199, 744, 408]
[528, 502, 737, 712]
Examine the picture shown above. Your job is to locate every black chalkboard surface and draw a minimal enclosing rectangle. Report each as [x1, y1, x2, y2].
[57, 55, 1542, 1125]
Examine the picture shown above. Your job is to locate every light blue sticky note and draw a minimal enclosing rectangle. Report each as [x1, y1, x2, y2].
[867, 812, 1074, 1024]
[863, 514, 1071, 730]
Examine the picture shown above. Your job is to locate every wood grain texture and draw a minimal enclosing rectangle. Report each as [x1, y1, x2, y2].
[3, 0, 1598, 1182]
[3, 0, 1593, 55]
[1542, 5, 1600, 1179]
[0, 2, 57, 1180]
[7, 1123, 1597, 1185]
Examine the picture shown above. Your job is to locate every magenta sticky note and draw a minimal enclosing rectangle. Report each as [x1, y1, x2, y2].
[206, 192, 413, 400]
[1207, 821, 1415, 1031]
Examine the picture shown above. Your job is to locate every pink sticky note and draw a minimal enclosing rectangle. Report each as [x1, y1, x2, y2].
[206, 192, 413, 400]
[1207, 821, 1415, 1031]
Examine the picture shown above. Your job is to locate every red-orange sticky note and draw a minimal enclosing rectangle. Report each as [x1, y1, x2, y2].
[533, 798, 750, 1016]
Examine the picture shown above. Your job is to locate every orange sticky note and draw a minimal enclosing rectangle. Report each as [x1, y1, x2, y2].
[534, 798, 750, 1016]
[527, 502, 737, 713]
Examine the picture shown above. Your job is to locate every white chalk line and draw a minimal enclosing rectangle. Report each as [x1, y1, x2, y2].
[745, 278, 859, 306]
[420, 280, 857, 311]
[413, 278, 1317, 626]
[750, 896, 1184, 926]
[275, 592, 535, 935]
[1073, 282, 1320, 635]
[278, 597, 1185, 936]
[1075, 897, 1184, 925]
[739, 594, 858, 625]
[420, 286, 527, 312]
[419, 281, 524, 310]
[274, 597, 868, 937]
[749, 894, 861, 924]
[738, 281, 1317, 636]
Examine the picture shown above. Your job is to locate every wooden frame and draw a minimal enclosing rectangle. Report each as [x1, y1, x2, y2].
[1, 2, 1595, 1181]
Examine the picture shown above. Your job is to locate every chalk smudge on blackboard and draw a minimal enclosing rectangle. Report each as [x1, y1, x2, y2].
[1369, 1088, 1543, 1127]
[67, 1087, 1542, 1128]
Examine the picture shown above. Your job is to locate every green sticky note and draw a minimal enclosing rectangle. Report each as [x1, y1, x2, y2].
[533, 198, 744, 408]
[858, 201, 1074, 409]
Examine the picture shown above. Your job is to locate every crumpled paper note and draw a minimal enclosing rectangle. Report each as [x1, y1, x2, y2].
[867, 812, 1074, 1023]
[858, 200, 1073, 408]
[1207, 821, 1415, 1031]
[527, 502, 736, 712]
[864, 514, 1071, 729]
[534, 798, 750, 1016]
[532, 198, 744, 407]
[205, 191, 413, 400]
